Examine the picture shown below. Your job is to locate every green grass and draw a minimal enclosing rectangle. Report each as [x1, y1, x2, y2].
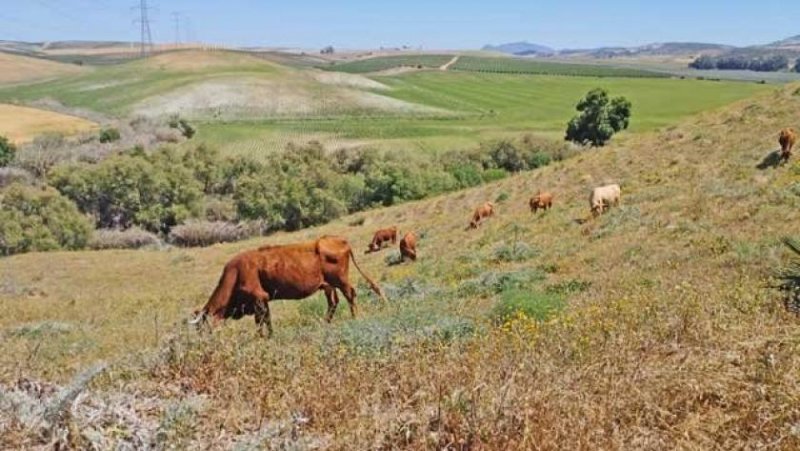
[190, 71, 770, 156]
[375, 71, 771, 132]
[452, 55, 669, 77]
[321, 54, 455, 73]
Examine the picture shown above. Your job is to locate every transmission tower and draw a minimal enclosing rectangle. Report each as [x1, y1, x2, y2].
[134, 0, 154, 57]
[172, 12, 181, 46]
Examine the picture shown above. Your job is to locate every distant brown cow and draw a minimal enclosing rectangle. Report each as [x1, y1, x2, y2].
[399, 231, 417, 262]
[190, 236, 387, 337]
[469, 202, 495, 229]
[529, 191, 554, 214]
[365, 226, 397, 254]
[779, 128, 797, 165]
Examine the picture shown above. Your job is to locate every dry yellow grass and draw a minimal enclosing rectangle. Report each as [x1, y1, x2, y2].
[2, 84, 800, 448]
[140, 49, 280, 72]
[0, 104, 97, 144]
[0, 52, 85, 85]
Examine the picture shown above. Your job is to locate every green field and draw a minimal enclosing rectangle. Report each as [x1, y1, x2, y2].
[193, 71, 771, 156]
[321, 54, 455, 73]
[324, 54, 668, 77]
[451, 55, 669, 77]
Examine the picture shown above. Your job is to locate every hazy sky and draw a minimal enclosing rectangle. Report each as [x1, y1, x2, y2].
[2, 0, 798, 49]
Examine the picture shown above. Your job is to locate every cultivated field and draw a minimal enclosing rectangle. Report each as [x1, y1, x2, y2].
[2, 78, 800, 448]
[0, 52, 86, 85]
[0, 49, 772, 156]
[194, 71, 769, 157]
[0, 104, 97, 143]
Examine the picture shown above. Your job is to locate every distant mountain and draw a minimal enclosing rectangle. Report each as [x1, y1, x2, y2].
[483, 42, 554, 56]
[765, 35, 800, 49]
[559, 42, 734, 58]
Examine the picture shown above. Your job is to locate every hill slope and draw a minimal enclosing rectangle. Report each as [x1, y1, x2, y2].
[1, 84, 800, 448]
[0, 51, 85, 85]
[0, 49, 443, 120]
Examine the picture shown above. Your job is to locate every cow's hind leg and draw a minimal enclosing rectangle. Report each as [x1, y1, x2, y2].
[324, 286, 340, 323]
[340, 283, 358, 318]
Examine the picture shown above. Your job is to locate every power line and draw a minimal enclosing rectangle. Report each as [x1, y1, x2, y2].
[172, 12, 181, 45]
[132, 0, 154, 57]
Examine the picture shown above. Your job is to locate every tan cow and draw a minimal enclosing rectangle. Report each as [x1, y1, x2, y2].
[190, 236, 386, 337]
[468, 202, 495, 229]
[399, 231, 417, 262]
[779, 128, 797, 165]
[529, 191, 554, 214]
[590, 184, 621, 217]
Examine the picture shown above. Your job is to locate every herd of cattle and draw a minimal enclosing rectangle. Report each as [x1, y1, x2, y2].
[190, 128, 797, 336]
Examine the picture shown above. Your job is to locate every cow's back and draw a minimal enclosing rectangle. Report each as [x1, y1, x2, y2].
[256, 241, 324, 299]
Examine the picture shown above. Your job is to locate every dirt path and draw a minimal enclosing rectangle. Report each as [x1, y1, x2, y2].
[440, 55, 460, 71]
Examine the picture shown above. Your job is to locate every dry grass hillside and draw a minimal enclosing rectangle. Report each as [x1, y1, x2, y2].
[0, 52, 85, 85]
[0, 104, 97, 143]
[2, 84, 800, 449]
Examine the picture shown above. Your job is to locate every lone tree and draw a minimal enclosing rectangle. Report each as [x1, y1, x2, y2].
[565, 88, 632, 147]
[0, 134, 15, 167]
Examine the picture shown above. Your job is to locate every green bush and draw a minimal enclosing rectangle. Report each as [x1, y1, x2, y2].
[50, 148, 203, 233]
[493, 241, 537, 262]
[489, 289, 565, 325]
[98, 127, 121, 143]
[0, 183, 92, 255]
[0, 135, 15, 167]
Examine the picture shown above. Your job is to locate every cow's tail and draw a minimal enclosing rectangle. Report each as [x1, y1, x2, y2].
[349, 249, 388, 302]
[190, 265, 238, 325]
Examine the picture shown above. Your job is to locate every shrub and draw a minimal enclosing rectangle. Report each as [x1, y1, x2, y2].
[0, 167, 33, 188]
[168, 115, 196, 139]
[0, 135, 15, 167]
[168, 220, 265, 247]
[566, 88, 632, 146]
[489, 289, 565, 325]
[493, 241, 538, 262]
[98, 127, 121, 144]
[88, 227, 161, 250]
[482, 168, 507, 183]
[50, 149, 203, 233]
[546, 279, 592, 296]
[777, 237, 800, 314]
[488, 140, 527, 172]
[384, 250, 403, 266]
[0, 183, 92, 255]
[14, 133, 66, 178]
[457, 269, 546, 298]
[448, 164, 484, 188]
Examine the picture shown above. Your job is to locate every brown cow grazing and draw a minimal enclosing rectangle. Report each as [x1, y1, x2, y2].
[190, 236, 386, 337]
[468, 202, 495, 229]
[365, 226, 397, 254]
[779, 128, 797, 165]
[529, 191, 554, 214]
[399, 231, 417, 262]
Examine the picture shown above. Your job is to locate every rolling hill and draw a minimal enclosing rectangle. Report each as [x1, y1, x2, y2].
[1, 80, 800, 447]
[0, 51, 86, 85]
[0, 49, 442, 120]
